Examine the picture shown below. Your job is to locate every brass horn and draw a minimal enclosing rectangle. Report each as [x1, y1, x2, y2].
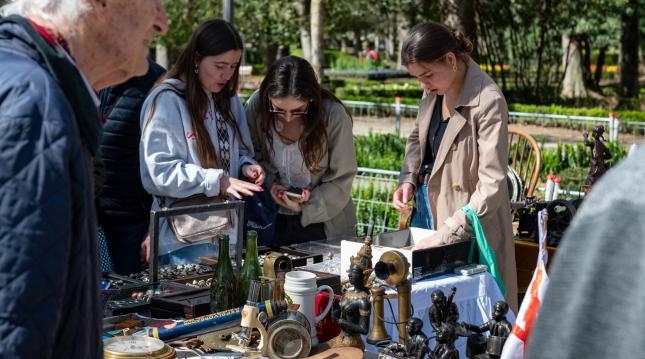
[368, 250, 411, 345]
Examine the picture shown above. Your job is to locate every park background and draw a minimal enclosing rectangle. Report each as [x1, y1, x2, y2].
[4, 0, 642, 233]
[150, 0, 645, 233]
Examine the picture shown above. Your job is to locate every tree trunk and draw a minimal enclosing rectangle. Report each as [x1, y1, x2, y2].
[310, 0, 324, 82]
[353, 30, 362, 56]
[441, 0, 477, 60]
[533, 0, 551, 101]
[619, 0, 639, 98]
[259, 41, 279, 75]
[294, 2, 311, 62]
[396, 12, 408, 70]
[560, 34, 587, 98]
[593, 46, 607, 89]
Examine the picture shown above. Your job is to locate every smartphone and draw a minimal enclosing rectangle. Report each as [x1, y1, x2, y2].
[454, 263, 487, 276]
[285, 187, 303, 199]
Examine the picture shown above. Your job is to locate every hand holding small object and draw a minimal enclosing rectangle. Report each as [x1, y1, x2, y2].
[392, 182, 415, 213]
[270, 183, 307, 212]
[241, 164, 266, 185]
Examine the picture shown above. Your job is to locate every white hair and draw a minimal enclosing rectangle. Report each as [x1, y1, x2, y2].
[0, 0, 90, 25]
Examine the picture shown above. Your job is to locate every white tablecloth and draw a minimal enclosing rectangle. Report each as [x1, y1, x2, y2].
[368, 271, 514, 358]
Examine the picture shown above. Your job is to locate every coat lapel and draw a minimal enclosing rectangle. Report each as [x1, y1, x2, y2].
[429, 59, 485, 177]
[417, 94, 437, 165]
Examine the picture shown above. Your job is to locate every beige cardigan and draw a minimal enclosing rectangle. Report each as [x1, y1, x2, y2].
[245, 91, 358, 240]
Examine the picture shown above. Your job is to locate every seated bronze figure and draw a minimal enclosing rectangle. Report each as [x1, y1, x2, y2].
[326, 237, 373, 350]
[462, 300, 512, 359]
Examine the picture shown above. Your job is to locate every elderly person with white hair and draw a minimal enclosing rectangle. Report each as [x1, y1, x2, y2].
[0, 0, 167, 357]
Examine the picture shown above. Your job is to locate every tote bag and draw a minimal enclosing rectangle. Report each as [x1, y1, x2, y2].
[463, 204, 506, 296]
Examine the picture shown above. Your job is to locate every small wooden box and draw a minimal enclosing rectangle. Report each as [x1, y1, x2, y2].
[514, 239, 557, 294]
[149, 288, 212, 319]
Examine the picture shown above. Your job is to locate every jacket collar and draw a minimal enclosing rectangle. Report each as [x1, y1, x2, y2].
[454, 58, 485, 111]
[0, 15, 102, 157]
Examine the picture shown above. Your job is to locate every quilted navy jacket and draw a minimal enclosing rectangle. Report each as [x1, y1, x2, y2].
[0, 18, 103, 358]
[97, 60, 165, 222]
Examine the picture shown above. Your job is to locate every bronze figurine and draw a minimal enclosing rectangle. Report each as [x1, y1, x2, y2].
[325, 237, 373, 350]
[462, 300, 512, 359]
[405, 317, 430, 359]
[379, 317, 430, 359]
[583, 125, 612, 186]
[431, 323, 459, 359]
[428, 287, 459, 333]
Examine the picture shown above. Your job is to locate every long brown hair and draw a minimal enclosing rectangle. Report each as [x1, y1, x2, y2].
[164, 19, 246, 169]
[257, 56, 352, 172]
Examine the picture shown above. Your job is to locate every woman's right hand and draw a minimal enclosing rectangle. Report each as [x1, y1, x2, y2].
[392, 182, 414, 213]
[220, 175, 263, 199]
[270, 183, 307, 212]
[241, 163, 265, 185]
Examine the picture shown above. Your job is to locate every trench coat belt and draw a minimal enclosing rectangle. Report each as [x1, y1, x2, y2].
[418, 164, 433, 184]
[418, 173, 427, 185]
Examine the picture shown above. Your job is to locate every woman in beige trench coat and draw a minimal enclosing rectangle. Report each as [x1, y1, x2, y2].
[392, 22, 518, 312]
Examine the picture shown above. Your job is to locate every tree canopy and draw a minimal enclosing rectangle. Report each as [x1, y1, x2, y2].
[153, 0, 641, 106]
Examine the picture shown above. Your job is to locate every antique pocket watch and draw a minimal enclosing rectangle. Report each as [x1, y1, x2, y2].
[104, 336, 176, 359]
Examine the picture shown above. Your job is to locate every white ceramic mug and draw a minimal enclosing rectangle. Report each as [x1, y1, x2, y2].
[283, 271, 334, 346]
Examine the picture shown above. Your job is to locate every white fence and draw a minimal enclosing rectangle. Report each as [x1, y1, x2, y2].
[237, 95, 644, 140]
[341, 100, 645, 141]
[351, 167, 401, 236]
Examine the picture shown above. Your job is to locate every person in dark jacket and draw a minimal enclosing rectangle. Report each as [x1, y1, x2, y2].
[0, 1, 168, 358]
[98, 59, 166, 275]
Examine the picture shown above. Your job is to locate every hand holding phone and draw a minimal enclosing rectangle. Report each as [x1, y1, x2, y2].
[285, 186, 303, 200]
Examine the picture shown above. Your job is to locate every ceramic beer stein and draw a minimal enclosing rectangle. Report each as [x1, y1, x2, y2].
[283, 270, 334, 346]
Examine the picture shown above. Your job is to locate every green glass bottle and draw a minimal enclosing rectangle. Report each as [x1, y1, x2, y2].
[210, 234, 237, 312]
[237, 230, 263, 306]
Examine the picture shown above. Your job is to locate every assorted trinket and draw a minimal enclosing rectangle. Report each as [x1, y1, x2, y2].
[128, 263, 213, 282]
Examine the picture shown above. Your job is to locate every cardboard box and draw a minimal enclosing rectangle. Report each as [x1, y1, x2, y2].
[340, 228, 472, 282]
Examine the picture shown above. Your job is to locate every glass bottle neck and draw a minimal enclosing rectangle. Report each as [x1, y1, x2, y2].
[218, 237, 230, 259]
[244, 236, 258, 259]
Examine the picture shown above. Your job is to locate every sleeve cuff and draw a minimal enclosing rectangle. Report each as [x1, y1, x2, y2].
[203, 169, 223, 197]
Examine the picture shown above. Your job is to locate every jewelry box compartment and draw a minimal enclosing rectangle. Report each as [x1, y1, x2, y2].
[103, 281, 203, 317]
[168, 273, 212, 289]
[272, 246, 324, 267]
[149, 288, 212, 319]
[125, 263, 214, 283]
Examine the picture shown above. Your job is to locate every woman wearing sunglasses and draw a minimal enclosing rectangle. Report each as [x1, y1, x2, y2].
[245, 56, 357, 247]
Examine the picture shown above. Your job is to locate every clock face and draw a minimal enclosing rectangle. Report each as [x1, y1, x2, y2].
[104, 336, 166, 354]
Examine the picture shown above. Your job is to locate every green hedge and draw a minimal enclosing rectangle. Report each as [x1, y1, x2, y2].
[354, 133, 628, 195]
[508, 103, 645, 123]
[332, 81, 645, 123]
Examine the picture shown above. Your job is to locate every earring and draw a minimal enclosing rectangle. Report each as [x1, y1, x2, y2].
[452, 63, 457, 72]
[194, 64, 199, 74]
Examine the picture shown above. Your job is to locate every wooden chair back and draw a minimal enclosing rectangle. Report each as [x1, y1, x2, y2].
[508, 128, 542, 198]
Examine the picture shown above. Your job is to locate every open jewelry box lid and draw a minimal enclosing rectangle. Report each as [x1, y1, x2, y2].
[340, 228, 472, 282]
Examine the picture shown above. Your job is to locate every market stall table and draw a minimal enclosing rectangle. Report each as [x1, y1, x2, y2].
[368, 270, 514, 358]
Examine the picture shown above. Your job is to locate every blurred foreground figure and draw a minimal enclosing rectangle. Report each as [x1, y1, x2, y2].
[0, 0, 167, 357]
[526, 145, 645, 359]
